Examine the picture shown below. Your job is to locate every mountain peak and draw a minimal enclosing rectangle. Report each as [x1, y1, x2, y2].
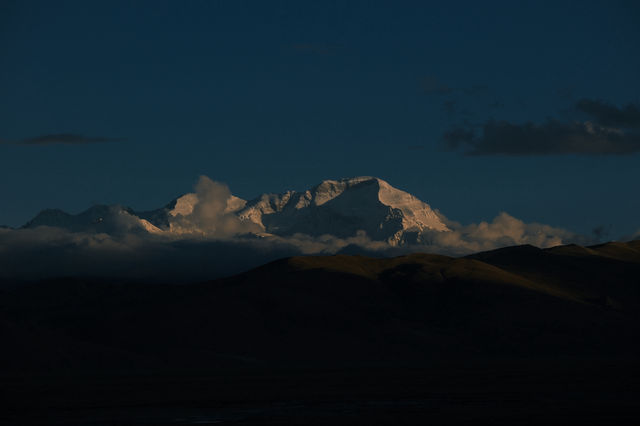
[21, 176, 449, 245]
[311, 176, 382, 206]
[237, 176, 448, 244]
[23, 204, 161, 234]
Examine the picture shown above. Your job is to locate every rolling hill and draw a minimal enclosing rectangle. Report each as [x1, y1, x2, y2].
[1, 240, 639, 373]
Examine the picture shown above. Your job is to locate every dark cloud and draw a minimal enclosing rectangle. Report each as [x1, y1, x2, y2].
[17, 133, 123, 145]
[577, 99, 640, 128]
[444, 119, 640, 155]
[445, 98, 640, 156]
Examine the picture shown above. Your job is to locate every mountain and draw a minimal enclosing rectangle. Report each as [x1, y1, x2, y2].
[19, 194, 242, 235]
[237, 177, 448, 244]
[3, 240, 639, 424]
[22, 205, 163, 234]
[21, 177, 449, 244]
[2, 240, 639, 374]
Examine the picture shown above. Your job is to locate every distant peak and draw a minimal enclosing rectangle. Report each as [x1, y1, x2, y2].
[20, 175, 450, 243]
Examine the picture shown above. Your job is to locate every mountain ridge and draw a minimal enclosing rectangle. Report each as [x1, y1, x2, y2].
[20, 176, 450, 245]
[2, 239, 639, 375]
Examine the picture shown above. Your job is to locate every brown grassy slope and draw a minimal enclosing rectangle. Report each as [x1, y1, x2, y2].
[469, 241, 640, 311]
[1, 241, 639, 373]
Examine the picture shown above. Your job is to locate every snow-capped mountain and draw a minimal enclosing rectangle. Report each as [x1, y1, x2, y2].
[23, 205, 163, 234]
[22, 177, 449, 244]
[236, 177, 448, 244]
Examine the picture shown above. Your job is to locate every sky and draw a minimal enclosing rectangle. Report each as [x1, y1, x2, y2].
[1, 0, 640, 239]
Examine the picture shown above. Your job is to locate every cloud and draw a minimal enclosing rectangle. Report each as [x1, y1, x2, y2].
[16, 133, 123, 145]
[0, 211, 588, 282]
[417, 211, 588, 256]
[444, 98, 640, 156]
[576, 99, 640, 129]
[168, 176, 261, 237]
[444, 118, 640, 155]
[0, 227, 302, 282]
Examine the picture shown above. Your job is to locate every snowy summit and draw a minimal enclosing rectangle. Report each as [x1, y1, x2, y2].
[236, 177, 448, 245]
[22, 176, 449, 245]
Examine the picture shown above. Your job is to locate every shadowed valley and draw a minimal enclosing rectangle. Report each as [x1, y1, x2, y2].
[2, 240, 640, 424]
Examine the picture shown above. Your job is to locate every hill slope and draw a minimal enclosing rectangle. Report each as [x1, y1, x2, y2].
[1, 240, 639, 373]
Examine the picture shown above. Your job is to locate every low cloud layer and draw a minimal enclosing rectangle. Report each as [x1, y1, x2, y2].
[0, 227, 303, 282]
[444, 99, 640, 156]
[16, 133, 122, 145]
[426, 211, 589, 255]
[0, 177, 604, 282]
[0, 214, 591, 282]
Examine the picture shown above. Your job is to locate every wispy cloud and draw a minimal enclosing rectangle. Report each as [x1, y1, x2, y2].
[168, 176, 261, 237]
[15, 133, 123, 145]
[426, 211, 588, 255]
[444, 119, 640, 156]
[0, 207, 589, 281]
[576, 98, 640, 129]
[444, 99, 640, 156]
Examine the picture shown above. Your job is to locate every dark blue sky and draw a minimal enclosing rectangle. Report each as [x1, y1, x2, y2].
[1, 0, 639, 238]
